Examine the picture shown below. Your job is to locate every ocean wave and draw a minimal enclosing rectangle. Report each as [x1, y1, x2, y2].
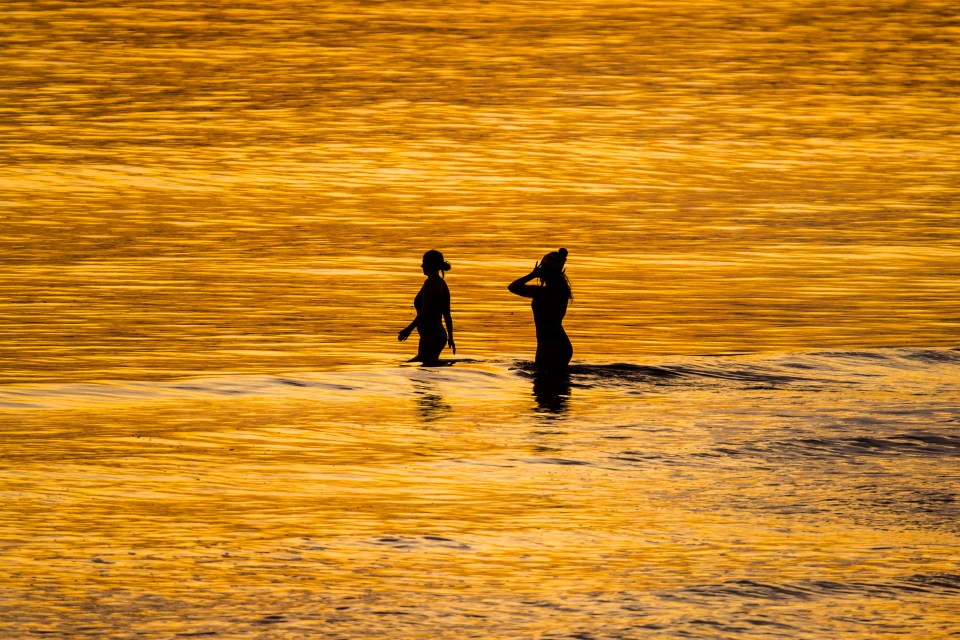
[699, 433, 960, 461]
[677, 573, 960, 602]
[0, 347, 956, 410]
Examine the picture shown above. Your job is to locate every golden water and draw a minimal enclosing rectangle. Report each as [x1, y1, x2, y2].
[1, 0, 958, 637]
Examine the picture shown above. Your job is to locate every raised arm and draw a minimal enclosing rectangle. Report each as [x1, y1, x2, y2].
[508, 263, 543, 298]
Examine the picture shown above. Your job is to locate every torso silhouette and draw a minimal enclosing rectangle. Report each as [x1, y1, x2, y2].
[414, 277, 449, 358]
[530, 285, 572, 369]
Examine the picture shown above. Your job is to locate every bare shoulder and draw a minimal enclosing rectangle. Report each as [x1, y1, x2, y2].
[423, 277, 448, 297]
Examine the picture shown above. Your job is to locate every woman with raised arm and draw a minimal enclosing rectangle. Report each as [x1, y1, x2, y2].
[398, 250, 456, 364]
[508, 247, 572, 372]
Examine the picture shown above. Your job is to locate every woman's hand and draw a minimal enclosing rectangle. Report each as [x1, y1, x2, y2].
[508, 262, 543, 297]
[448, 336, 456, 355]
[398, 326, 412, 342]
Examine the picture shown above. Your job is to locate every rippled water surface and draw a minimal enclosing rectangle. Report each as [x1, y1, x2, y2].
[1, 0, 958, 637]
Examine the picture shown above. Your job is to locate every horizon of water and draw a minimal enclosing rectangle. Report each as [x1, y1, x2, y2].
[1, 0, 959, 637]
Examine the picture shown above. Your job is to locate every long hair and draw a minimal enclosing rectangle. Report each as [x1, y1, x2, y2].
[540, 267, 572, 301]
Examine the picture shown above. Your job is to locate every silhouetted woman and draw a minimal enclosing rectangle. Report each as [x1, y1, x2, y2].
[508, 248, 573, 371]
[398, 250, 455, 364]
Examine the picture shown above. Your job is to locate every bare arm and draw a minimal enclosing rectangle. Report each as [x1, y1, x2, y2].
[438, 280, 454, 353]
[397, 315, 418, 342]
[443, 308, 455, 354]
[508, 263, 543, 298]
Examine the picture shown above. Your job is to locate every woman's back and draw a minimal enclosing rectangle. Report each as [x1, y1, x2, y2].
[531, 285, 568, 334]
[508, 248, 573, 371]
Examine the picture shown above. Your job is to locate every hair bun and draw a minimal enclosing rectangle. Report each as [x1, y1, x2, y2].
[442, 261, 451, 271]
[558, 247, 568, 258]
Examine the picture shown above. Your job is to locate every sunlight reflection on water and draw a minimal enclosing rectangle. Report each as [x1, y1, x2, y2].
[1, 0, 958, 383]
[1, 0, 958, 637]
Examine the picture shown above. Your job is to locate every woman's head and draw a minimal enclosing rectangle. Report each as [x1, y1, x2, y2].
[540, 247, 568, 272]
[421, 249, 451, 276]
[539, 248, 572, 299]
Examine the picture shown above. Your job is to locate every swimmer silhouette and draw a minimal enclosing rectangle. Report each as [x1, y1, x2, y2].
[398, 250, 456, 364]
[508, 248, 573, 372]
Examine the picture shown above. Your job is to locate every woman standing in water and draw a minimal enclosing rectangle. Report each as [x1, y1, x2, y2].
[398, 250, 456, 364]
[508, 248, 573, 371]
